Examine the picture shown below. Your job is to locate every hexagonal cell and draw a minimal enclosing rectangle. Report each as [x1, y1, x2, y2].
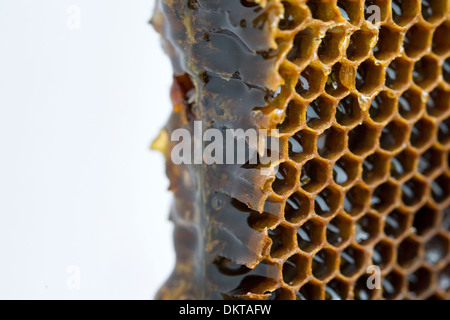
[307, 0, 339, 22]
[277, 99, 305, 134]
[287, 28, 318, 66]
[438, 264, 450, 292]
[296, 65, 326, 99]
[354, 275, 377, 300]
[272, 161, 298, 196]
[413, 204, 439, 237]
[402, 176, 428, 207]
[278, 1, 307, 30]
[362, 152, 389, 185]
[356, 59, 383, 94]
[269, 225, 295, 258]
[444, 57, 450, 84]
[288, 130, 315, 163]
[427, 86, 450, 118]
[371, 181, 399, 213]
[344, 184, 370, 216]
[385, 57, 413, 91]
[431, 173, 450, 203]
[326, 214, 352, 247]
[337, 0, 362, 25]
[266, 287, 293, 300]
[425, 234, 449, 265]
[305, 95, 334, 130]
[333, 154, 359, 186]
[372, 240, 395, 269]
[398, 237, 421, 267]
[422, 0, 448, 22]
[335, 94, 363, 127]
[347, 29, 377, 61]
[297, 281, 322, 300]
[282, 253, 309, 286]
[390, 148, 417, 180]
[317, 126, 346, 160]
[413, 56, 440, 90]
[398, 88, 424, 120]
[325, 278, 350, 300]
[410, 118, 435, 150]
[408, 267, 432, 298]
[340, 245, 366, 277]
[404, 23, 431, 58]
[391, 0, 419, 26]
[373, 25, 401, 60]
[437, 117, 450, 145]
[369, 90, 396, 123]
[348, 122, 379, 156]
[314, 186, 341, 218]
[355, 213, 381, 245]
[432, 21, 450, 55]
[364, 0, 389, 22]
[312, 248, 338, 280]
[300, 158, 329, 193]
[325, 62, 352, 97]
[383, 270, 404, 299]
[384, 209, 410, 239]
[418, 146, 445, 177]
[318, 26, 346, 65]
[380, 120, 409, 152]
[297, 218, 324, 252]
[284, 191, 310, 224]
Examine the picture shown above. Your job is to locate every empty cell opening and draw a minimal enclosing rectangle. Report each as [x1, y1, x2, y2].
[364, 0, 389, 22]
[422, 0, 448, 22]
[427, 87, 450, 118]
[402, 177, 427, 207]
[413, 205, 439, 236]
[356, 59, 383, 94]
[380, 120, 409, 152]
[418, 147, 444, 176]
[314, 186, 341, 218]
[282, 254, 308, 286]
[305, 95, 334, 129]
[444, 58, 450, 83]
[296, 65, 326, 99]
[344, 184, 370, 216]
[413, 56, 439, 89]
[384, 209, 410, 239]
[325, 62, 352, 97]
[285, 191, 310, 223]
[348, 123, 378, 156]
[337, 0, 361, 24]
[432, 22, 450, 55]
[340, 245, 365, 277]
[277, 99, 304, 133]
[300, 158, 329, 193]
[444, 208, 450, 231]
[336, 94, 362, 127]
[372, 240, 394, 269]
[347, 29, 376, 61]
[333, 155, 359, 186]
[287, 28, 317, 65]
[373, 26, 401, 60]
[390, 148, 417, 180]
[362, 152, 389, 184]
[288, 130, 315, 163]
[398, 237, 421, 267]
[404, 24, 431, 58]
[425, 235, 449, 265]
[272, 162, 298, 196]
[385, 58, 412, 90]
[408, 267, 432, 297]
[279, 1, 307, 30]
[318, 27, 345, 64]
[307, 0, 338, 21]
[438, 117, 450, 145]
[431, 174, 450, 203]
[297, 219, 324, 252]
[369, 90, 396, 123]
[354, 275, 376, 300]
[410, 118, 435, 149]
[398, 88, 424, 120]
[438, 265, 450, 291]
[383, 271, 404, 299]
[371, 182, 398, 213]
[326, 214, 352, 247]
[391, 0, 419, 26]
[312, 248, 337, 280]
[317, 126, 346, 159]
[297, 281, 322, 300]
[355, 213, 380, 245]
[269, 225, 294, 258]
[325, 278, 349, 300]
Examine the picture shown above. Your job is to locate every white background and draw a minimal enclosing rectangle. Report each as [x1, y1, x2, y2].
[0, 0, 175, 299]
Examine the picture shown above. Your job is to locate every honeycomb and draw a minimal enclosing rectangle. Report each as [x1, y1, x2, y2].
[152, 0, 450, 300]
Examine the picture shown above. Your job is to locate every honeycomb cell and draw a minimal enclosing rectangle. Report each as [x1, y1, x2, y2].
[300, 158, 329, 193]
[425, 234, 449, 265]
[354, 275, 376, 300]
[437, 117, 450, 145]
[318, 27, 346, 65]
[398, 237, 421, 267]
[385, 57, 413, 91]
[278, 1, 306, 30]
[362, 152, 390, 185]
[421, 0, 448, 23]
[390, 148, 417, 180]
[272, 162, 298, 196]
[297, 218, 324, 252]
[355, 213, 381, 245]
[413, 56, 440, 90]
[380, 120, 409, 152]
[269, 225, 295, 258]
[284, 191, 310, 224]
[278, 99, 305, 134]
[312, 248, 338, 280]
[443, 208, 450, 232]
[398, 88, 424, 120]
[404, 24, 431, 59]
[418, 146, 444, 177]
[408, 267, 432, 298]
[355, 59, 384, 94]
[307, 0, 339, 22]
[296, 65, 327, 99]
[348, 122, 379, 156]
[432, 21, 450, 55]
[325, 278, 350, 300]
[326, 214, 352, 247]
[364, 0, 389, 22]
[401, 176, 428, 207]
[337, 0, 361, 25]
[371, 181, 399, 213]
[410, 118, 435, 150]
[438, 264, 450, 291]
[344, 184, 371, 216]
[372, 240, 395, 269]
[369, 90, 396, 123]
[288, 130, 315, 163]
[297, 281, 322, 300]
[325, 62, 352, 97]
[347, 29, 377, 62]
[314, 186, 341, 218]
[282, 253, 308, 286]
[444, 58, 450, 83]
[413, 204, 440, 237]
[287, 28, 317, 66]
[335, 94, 363, 127]
[333, 154, 359, 186]
[391, 0, 419, 26]
[305, 95, 334, 129]
[317, 126, 346, 160]
[427, 86, 450, 118]
[431, 173, 450, 203]
[383, 270, 404, 299]
[373, 25, 401, 61]
[340, 244, 365, 277]
[384, 208, 410, 239]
